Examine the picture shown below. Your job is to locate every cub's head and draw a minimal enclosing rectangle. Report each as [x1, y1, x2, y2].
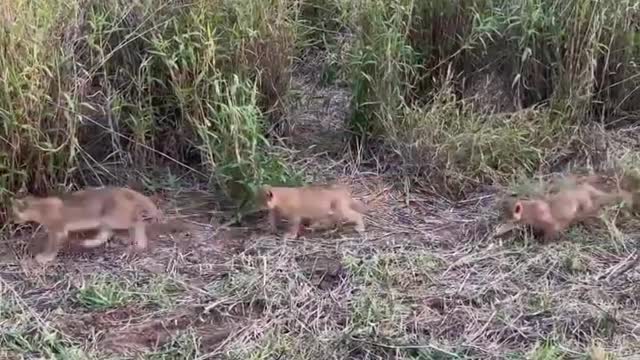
[491, 196, 527, 238]
[12, 196, 39, 224]
[11, 196, 60, 224]
[498, 196, 524, 223]
[258, 185, 276, 209]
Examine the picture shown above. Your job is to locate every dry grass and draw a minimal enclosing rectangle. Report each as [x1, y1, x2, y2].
[2, 0, 640, 359]
[2, 165, 639, 359]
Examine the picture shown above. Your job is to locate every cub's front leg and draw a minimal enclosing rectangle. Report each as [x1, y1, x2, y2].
[35, 228, 67, 264]
[268, 208, 280, 233]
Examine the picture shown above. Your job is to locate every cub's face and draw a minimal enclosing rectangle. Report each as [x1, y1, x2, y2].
[11, 196, 60, 224]
[498, 196, 522, 223]
[12, 197, 37, 223]
[258, 186, 276, 210]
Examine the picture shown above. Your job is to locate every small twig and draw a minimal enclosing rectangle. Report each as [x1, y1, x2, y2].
[203, 298, 230, 314]
[441, 250, 521, 277]
[601, 249, 640, 281]
[469, 310, 497, 342]
[455, 272, 470, 296]
[207, 209, 265, 240]
[0, 277, 51, 332]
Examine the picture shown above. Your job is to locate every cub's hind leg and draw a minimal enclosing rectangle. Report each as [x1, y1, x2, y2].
[284, 216, 302, 239]
[268, 208, 281, 233]
[328, 200, 365, 234]
[340, 203, 366, 233]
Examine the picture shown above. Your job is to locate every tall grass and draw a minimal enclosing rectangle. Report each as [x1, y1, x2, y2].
[345, 0, 417, 147]
[341, 0, 640, 194]
[1, 0, 639, 222]
[0, 0, 303, 222]
[0, 0, 80, 202]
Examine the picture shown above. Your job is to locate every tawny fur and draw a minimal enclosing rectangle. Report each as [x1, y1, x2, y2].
[12, 187, 163, 264]
[500, 182, 633, 241]
[259, 184, 367, 239]
[547, 173, 611, 194]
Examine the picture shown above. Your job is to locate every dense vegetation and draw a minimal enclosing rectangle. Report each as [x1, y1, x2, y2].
[1, 0, 639, 358]
[3, 0, 638, 216]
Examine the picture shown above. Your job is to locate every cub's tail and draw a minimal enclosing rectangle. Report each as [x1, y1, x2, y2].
[593, 187, 634, 210]
[350, 199, 367, 214]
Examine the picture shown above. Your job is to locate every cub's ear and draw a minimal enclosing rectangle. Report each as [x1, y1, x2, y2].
[512, 201, 524, 220]
[261, 185, 273, 200]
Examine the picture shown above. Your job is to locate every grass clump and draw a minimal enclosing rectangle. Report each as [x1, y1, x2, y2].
[389, 84, 566, 196]
[345, 0, 417, 146]
[75, 275, 135, 311]
[0, 0, 81, 210]
[1, 285, 97, 359]
[337, 0, 640, 194]
[0, 0, 306, 223]
[145, 331, 200, 360]
[75, 273, 185, 311]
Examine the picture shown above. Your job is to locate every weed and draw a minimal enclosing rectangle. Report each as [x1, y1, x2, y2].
[75, 274, 137, 310]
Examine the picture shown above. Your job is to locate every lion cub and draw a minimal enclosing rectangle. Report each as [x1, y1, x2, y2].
[12, 187, 164, 264]
[259, 184, 367, 239]
[499, 181, 632, 241]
